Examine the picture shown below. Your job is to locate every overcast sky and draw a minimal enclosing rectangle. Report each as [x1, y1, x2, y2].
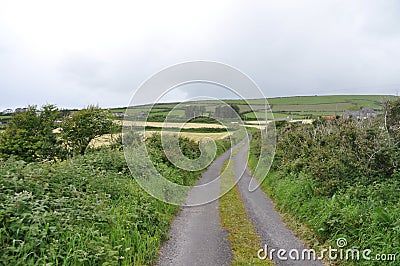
[1, 0, 400, 110]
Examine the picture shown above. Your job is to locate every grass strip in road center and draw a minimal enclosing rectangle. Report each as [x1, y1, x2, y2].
[219, 159, 273, 265]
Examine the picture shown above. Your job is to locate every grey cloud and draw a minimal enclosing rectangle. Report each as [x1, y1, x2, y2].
[59, 54, 109, 89]
[1, 0, 400, 110]
[208, 0, 400, 97]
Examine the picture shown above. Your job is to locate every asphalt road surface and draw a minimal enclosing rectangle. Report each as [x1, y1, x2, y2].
[156, 146, 234, 266]
[157, 140, 324, 266]
[234, 141, 323, 266]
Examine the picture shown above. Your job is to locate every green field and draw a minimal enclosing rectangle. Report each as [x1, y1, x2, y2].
[111, 95, 397, 121]
[241, 95, 396, 119]
[245, 94, 395, 106]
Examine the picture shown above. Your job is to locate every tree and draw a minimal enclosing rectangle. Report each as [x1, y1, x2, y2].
[0, 105, 61, 162]
[61, 106, 116, 155]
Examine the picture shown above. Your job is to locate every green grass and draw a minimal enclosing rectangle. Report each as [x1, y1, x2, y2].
[244, 112, 304, 120]
[0, 150, 177, 265]
[248, 123, 400, 266]
[109, 108, 126, 113]
[271, 102, 352, 112]
[0, 133, 232, 265]
[256, 95, 395, 106]
[219, 158, 272, 265]
[147, 109, 185, 117]
[242, 95, 396, 119]
[0, 134, 211, 265]
[256, 171, 400, 265]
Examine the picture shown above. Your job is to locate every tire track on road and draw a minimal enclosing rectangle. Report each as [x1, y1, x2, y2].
[157, 138, 324, 266]
[234, 141, 324, 266]
[156, 146, 235, 266]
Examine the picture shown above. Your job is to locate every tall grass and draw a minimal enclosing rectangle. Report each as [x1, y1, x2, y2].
[0, 135, 231, 265]
[248, 118, 400, 265]
[219, 159, 272, 265]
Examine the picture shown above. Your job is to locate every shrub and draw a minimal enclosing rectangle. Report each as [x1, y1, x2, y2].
[61, 106, 117, 156]
[249, 99, 400, 265]
[0, 105, 63, 162]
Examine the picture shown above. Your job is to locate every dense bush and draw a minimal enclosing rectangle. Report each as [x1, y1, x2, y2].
[0, 105, 63, 162]
[61, 106, 117, 156]
[0, 134, 230, 265]
[271, 117, 398, 196]
[249, 99, 400, 265]
[0, 151, 165, 265]
[0, 105, 116, 162]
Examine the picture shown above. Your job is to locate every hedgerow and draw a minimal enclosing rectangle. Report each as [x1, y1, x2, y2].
[249, 99, 400, 265]
[0, 134, 231, 265]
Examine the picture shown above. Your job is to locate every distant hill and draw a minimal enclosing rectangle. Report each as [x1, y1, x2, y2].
[111, 94, 397, 121]
[2, 95, 395, 132]
[239, 94, 397, 119]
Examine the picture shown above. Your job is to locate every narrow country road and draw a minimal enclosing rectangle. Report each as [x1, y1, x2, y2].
[234, 140, 324, 266]
[156, 146, 235, 266]
[157, 139, 324, 266]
